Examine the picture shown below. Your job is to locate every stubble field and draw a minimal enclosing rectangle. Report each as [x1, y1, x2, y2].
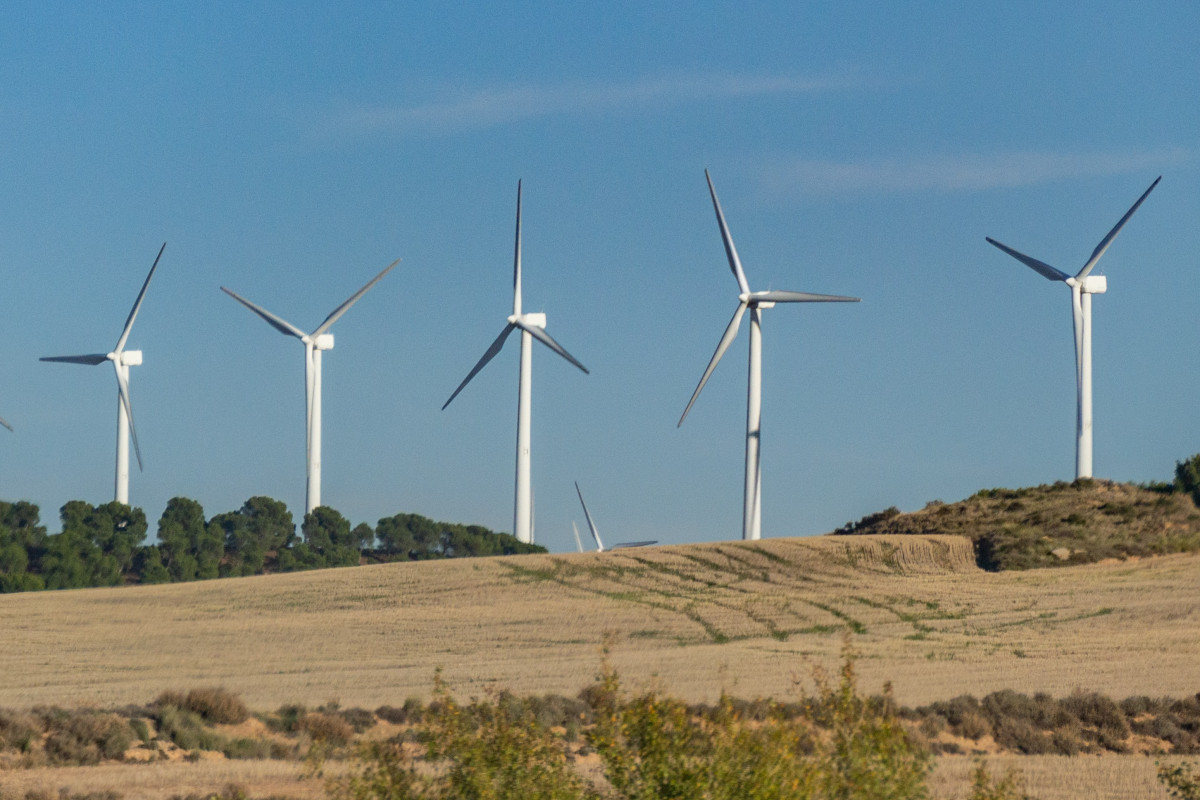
[2, 534, 1198, 798]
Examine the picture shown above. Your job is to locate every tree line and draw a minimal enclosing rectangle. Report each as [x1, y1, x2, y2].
[0, 497, 543, 593]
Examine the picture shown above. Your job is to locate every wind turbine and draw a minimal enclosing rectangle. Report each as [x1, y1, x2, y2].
[679, 170, 860, 541]
[986, 176, 1160, 480]
[575, 481, 605, 552]
[41, 243, 166, 505]
[442, 181, 588, 544]
[222, 259, 399, 514]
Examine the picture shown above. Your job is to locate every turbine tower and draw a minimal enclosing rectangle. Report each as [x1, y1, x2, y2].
[986, 176, 1160, 480]
[222, 260, 399, 514]
[679, 170, 859, 541]
[41, 243, 166, 505]
[442, 181, 589, 544]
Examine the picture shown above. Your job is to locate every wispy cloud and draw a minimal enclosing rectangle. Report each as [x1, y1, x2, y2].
[762, 149, 1192, 197]
[323, 71, 866, 137]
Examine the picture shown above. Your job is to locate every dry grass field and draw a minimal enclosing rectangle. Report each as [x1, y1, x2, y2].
[2, 534, 1198, 798]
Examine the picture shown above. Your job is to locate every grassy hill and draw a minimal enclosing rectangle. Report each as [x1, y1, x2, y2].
[833, 479, 1200, 570]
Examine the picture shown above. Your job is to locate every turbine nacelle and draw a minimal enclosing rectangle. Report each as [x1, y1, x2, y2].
[312, 333, 334, 350]
[113, 350, 142, 366]
[509, 312, 547, 329]
[1079, 275, 1107, 295]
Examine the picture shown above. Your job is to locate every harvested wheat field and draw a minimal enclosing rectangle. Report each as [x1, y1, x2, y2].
[1, 534, 1197, 711]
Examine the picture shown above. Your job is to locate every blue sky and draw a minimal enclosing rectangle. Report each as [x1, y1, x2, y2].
[2, 2, 1197, 550]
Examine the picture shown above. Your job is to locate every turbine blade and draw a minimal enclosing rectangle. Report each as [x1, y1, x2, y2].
[40, 354, 109, 365]
[114, 363, 143, 471]
[575, 481, 603, 552]
[312, 259, 401, 338]
[114, 242, 166, 354]
[678, 301, 748, 427]
[705, 170, 751, 295]
[221, 287, 308, 339]
[985, 237, 1070, 282]
[0, 416, 12, 432]
[1076, 175, 1161, 280]
[755, 290, 861, 303]
[513, 180, 523, 317]
[610, 541, 658, 549]
[442, 324, 517, 410]
[515, 320, 589, 374]
[572, 521, 583, 553]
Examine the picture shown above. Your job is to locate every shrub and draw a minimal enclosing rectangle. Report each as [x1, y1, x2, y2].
[991, 718, 1052, 754]
[967, 759, 1035, 800]
[298, 712, 354, 747]
[184, 688, 249, 724]
[1061, 691, 1130, 741]
[338, 708, 378, 734]
[271, 703, 307, 733]
[41, 710, 132, 765]
[223, 737, 274, 760]
[375, 702, 421, 725]
[0, 709, 39, 753]
[154, 705, 226, 753]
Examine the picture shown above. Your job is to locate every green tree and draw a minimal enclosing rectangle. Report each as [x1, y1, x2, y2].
[0, 500, 47, 593]
[133, 545, 171, 584]
[157, 497, 221, 581]
[298, 506, 360, 569]
[42, 501, 146, 589]
[1175, 454, 1200, 507]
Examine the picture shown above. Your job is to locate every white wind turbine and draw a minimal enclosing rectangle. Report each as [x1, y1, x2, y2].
[986, 176, 1160, 480]
[41, 243, 166, 505]
[679, 170, 859, 541]
[574, 480, 656, 552]
[222, 260, 399, 514]
[575, 481, 605, 552]
[442, 181, 589, 544]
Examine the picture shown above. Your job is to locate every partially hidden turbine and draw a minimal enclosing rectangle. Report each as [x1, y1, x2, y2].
[41, 243, 166, 505]
[679, 171, 860, 541]
[222, 260, 399, 514]
[574, 480, 656, 551]
[986, 176, 1160, 480]
[442, 181, 588, 544]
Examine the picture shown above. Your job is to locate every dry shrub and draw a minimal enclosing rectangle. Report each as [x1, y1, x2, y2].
[40, 709, 132, 765]
[297, 712, 354, 746]
[154, 689, 187, 709]
[991, 718, 1052, 755]
[337, 707, 377, 734]
[184, 687, 249, 724]
[1062, 691, 1130, 741]
[0, 709, 39, 753]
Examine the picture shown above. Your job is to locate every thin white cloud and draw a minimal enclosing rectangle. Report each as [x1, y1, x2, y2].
[763, 149, 1192, 197]
[325, 72, 865, 136]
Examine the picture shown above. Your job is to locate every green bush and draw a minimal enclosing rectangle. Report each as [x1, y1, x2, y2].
[1159, 761, 1200, 800]
[40, 710, 132, 765]
[966, 759, 1034, 800]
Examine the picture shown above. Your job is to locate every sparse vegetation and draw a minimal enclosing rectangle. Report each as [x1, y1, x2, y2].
[835, 476, 1200, 570]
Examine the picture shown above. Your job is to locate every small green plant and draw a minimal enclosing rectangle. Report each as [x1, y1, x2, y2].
[966, 759, 1034, 800]
[1159, 760, 1200, 800]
